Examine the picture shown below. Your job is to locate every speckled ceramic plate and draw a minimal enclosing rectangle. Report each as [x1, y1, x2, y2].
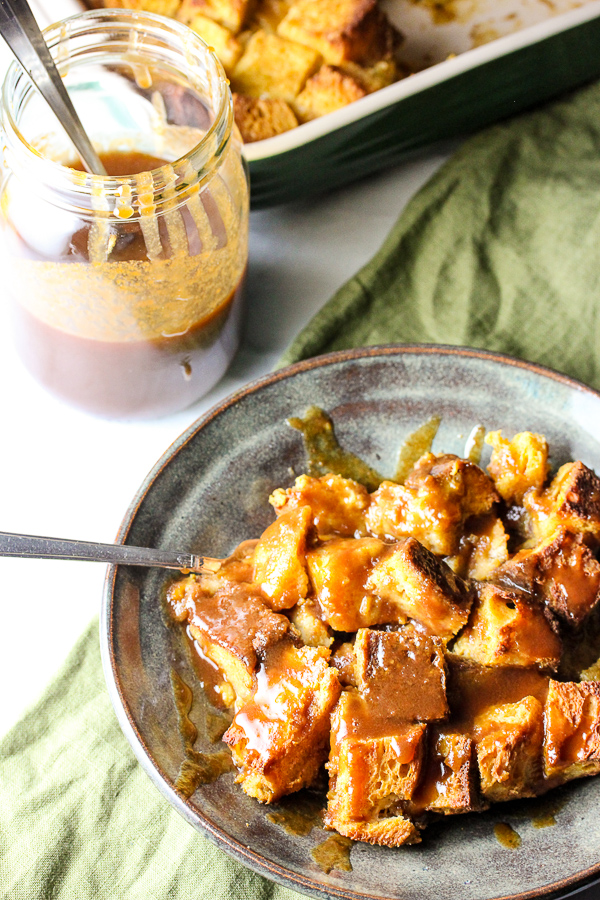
[102, 345, 600, 900]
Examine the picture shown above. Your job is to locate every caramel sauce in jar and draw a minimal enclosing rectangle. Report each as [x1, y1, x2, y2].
[0, 12, 249, 419]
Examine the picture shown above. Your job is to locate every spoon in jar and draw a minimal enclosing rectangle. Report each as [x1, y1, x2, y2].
[0, 0, 107, 175]
[0, 530, 221, 573]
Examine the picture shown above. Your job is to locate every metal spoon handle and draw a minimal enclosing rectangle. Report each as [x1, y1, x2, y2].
[0, 0, 107, 175]
[0, 530, 220, 573]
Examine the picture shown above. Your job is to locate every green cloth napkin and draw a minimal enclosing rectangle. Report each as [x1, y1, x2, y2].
[4, 78, 600, 899]
[281, 81, 600, 389]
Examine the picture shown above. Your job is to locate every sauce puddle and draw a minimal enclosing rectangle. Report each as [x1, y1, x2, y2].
[171, 669, 234, 798]
[311, 834, 353, 873]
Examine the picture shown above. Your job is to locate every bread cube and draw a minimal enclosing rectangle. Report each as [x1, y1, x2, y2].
[355, 627, 448, 722]
[544, 680, 600, 782]
[167, 580, 290, 705]
[413, 730, 483, 814]
[231, 30, 321, 103]
[496, 527, 600, 626]
[486, 430, 549, 504]
[233, 93, 298, 142]
[366, 453, 498, 556]
[277, 0, 400, 66]
[251, 0, 291, 31]
[330, 641, 357, 686]
[366, 537, 473, 639]
[452, 583, 561, 670]
[294, 65, 366, 121]
[223, 641, 340, 802]
[325, 691, 424, 846]
[306, 536, 395, 631]
[270, 472, 370, 539]
[341, 58, 397, 92]
[186, 15, 243, 72]
[289, 599, 333, 648]
[104, 0, 181, 15]
[177, 0, 254, 32]
[460, 514, 509, 580]
[473, 696, 544, 801]
[524, 461, 600, 545]
[253, 505, 311, 609]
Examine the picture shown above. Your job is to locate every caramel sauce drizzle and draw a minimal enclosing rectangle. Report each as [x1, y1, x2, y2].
[394, 415, 440, 482]
[170, 669, 234, 799]
[311, 834, 353, 873]
[288, 406, 383, 492]
[494, 823, 522, 849]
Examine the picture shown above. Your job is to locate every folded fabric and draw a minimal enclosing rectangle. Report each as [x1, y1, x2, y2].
[281, 79, 600, 391]
[4, 77, 600, 899]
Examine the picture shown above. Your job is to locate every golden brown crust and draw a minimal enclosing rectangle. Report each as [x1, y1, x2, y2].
[474, 696, 544, 801]
[366, 537, 473, 638]
[294, 65, 366, 121]
[270, 472, 370, 538]
[366, 454, 498, 556]
[486, 430, 549, 505]
[232, 93, 299, 142]
[223, 641, 340, 802]
[544, 680, 600, 782]
[452, 583, 562, 670]
[277, 0, 401, 66]
[253, 505, 311, 609]
[231, 29, 321, 102]
[495, 528, 600, 626]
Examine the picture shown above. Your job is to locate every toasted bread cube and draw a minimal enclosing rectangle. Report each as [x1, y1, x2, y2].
[306, 536, 396, 631]
[474, 696, 544, 801]
[277, 0, 400, 66]
[167, 580, 290, 705]
[232, 93, 298, 142]
[294, 64, 365, 121]
[366, 454, 498, 556]
[251, 0, 292, 31]
[186, 15, 242, 72]
[253, 505, 310, 609]
[325, 691, 424, 845]
[452, 583, 561, 670]
[355, 627, 448, 722]
[486, 431, 549, 504]
[414, 730, 483, 814]
[367, 537, 473, 639]
[341, 58, 397, 92]
[330, 641, 357, 686]
[524, 461, 600, 545]
[289, 599, 333, 648]
[223, 641, 340, 802]
[231, 30, 321, 103]
[177, 0, 253, 31]
[270, 473, 370, 539]
[544, 680, 600, 782]
[104, 0, 181, 13]
[496, 528, 600, 626]
[461, 515, 510, 580]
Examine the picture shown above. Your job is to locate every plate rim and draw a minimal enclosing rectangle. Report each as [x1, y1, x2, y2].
[101, 343, 600, 900]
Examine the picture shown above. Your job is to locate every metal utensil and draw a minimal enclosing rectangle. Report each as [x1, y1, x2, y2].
[0, 530, 221, 573]
[0, 0, 107, 175]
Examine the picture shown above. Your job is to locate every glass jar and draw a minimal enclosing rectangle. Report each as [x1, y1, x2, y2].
[0, 10, 249, 419]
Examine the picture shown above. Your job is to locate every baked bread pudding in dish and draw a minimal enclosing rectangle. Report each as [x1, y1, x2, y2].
[102, 0, 403, 141]
[167, 425, 600, 846]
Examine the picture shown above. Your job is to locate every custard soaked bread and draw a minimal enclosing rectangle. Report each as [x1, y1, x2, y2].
[167, 427, 600, 847]
[102, 0, 403, 141]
